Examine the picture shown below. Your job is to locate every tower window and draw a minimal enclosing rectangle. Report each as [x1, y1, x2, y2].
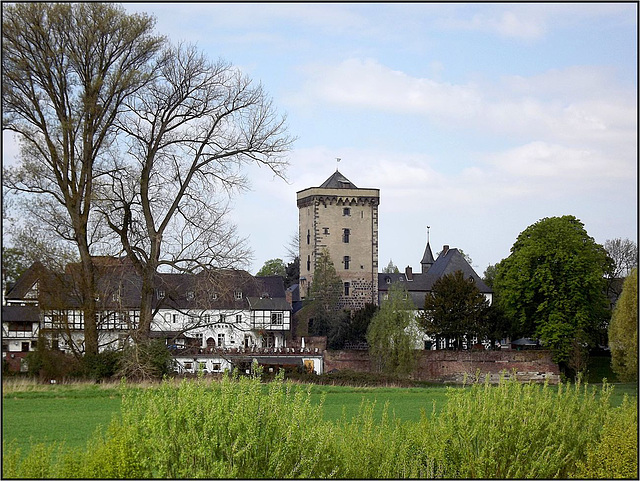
[344, 282, 350, 296]
[307, 230, 310, 245]
[343, 256, 350, 270]
[343, 207, 351, 216]
[342, 228, 350, 243]
[307, 255, 311, 271]
[323, 227, 329, 235]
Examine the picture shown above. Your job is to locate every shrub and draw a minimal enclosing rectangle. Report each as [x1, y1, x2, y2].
[3, 373, 636, 479]
[575, 395, 638, 479]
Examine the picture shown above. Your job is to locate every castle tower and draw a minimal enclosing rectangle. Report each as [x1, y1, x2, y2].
[297, 170, 380, 309]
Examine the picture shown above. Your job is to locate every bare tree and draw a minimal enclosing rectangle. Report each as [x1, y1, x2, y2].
[2, 3, 164, 355]
[100, 43, 293, 341]
[604, 238, 638, 303]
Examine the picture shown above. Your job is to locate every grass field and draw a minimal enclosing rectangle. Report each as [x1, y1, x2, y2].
[3, 378, 636, 455]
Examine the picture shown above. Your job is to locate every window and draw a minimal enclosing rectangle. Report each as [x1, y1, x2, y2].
[186, 291, 195, 300]
[344, 282, 350, 296]
[203, 314, 211, 323]
[172, 314, 178, 324]
[234, 291, 243, 300]
[323, 227, 329, 235]
[157, 289, 165, 299]
[342, 228, 350, 243]
[271, 312, 283, 325]
[235, 314, 242, 323]
[307, 230, 310, 245]
[212, 363, 221, 371]
[211, 291, 218, 300]
[343, 256, 350, 270]
[219, 314, 226, 322]
[307, 255, 311, 271]
[343, 207, 351, 216]
[112, 292, 120, 302]
[218, 333, 225, 347]
[184, 362, 193, 370]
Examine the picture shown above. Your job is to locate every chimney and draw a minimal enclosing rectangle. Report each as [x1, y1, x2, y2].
[405, 266, 413, 281]
[442, 245, 449, 255]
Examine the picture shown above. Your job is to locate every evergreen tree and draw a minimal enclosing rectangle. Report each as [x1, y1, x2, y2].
[419, 270, 490, 349]
[308, 249, 343, 338]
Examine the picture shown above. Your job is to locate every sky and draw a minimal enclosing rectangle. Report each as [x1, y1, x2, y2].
[3, 3, 637, 276]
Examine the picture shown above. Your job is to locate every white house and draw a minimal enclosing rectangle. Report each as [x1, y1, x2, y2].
[3, 257, 323, 374]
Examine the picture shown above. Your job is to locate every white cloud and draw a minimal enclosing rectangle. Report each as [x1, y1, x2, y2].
[294, 58, 637, 150]
[442, 9, 547, 40]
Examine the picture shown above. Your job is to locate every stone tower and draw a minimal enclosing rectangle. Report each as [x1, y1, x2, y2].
[297, 170, 380, 309]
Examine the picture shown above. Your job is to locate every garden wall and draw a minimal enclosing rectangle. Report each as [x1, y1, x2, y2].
[323, 349, 561, 384]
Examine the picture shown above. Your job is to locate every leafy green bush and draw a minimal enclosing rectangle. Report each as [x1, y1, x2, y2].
[575, 395, 638, 479]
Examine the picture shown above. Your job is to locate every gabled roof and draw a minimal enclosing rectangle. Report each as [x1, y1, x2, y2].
[5, 261, 45, 301]
[319, 170, 357, 189]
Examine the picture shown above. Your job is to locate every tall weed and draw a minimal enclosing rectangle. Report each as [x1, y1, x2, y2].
[3, 372, 636, 479]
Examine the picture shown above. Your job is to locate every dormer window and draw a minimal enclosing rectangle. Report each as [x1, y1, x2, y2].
[234, 291, 243, 300]
[211, 292, 218, 300]
[157, 289, 165, 299]
[186, 291, 195, 301]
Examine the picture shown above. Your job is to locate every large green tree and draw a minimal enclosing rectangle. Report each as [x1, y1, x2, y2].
[367, 283, 419, 376]
[419, 270, 490, 350]
[493, 215, 611, 368]
[609, 268, 638, 381]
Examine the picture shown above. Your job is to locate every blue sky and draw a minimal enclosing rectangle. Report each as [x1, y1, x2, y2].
[4, 3, 637, 276]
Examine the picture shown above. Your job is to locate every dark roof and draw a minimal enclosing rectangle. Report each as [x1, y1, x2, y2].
[1, 305, 40, 323]
[420, 242, 435, 266]
[4, 261, 44, 301]
[319, 170, 357, 189]
[10, 261, 291, 312]
[379, 247, 491, 309]
[246, 297, 292, 310]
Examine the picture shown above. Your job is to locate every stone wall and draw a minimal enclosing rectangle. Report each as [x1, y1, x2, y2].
[324, 349, 561, 384]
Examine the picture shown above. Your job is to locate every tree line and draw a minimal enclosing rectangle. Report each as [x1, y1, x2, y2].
[293, 218, 636, 380]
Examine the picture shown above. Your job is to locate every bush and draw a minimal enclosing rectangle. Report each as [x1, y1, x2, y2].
[82, 350, 122, 381]
[575, 395, 638, 478]
[116, 339, 174, 381]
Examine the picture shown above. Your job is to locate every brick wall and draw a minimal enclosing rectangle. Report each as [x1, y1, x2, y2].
[324, 349, 561, 384]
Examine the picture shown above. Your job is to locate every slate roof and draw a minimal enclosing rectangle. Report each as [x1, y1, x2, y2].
[319, 170, 357, 189]
[1, 305, 40, 323]
[379, 247, 491, 309]
[420, 242, 435, 267]
[4, 261, 45, 301]
[10, 259, 291, 312]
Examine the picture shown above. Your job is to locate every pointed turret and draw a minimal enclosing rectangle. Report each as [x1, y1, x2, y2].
[420, 227, 435, 273]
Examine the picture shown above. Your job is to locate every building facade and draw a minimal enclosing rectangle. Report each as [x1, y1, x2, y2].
[297, 170, 380, 310]
[2, 258, 324, 375]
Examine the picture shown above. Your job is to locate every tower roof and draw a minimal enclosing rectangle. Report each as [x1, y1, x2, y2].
[319, 170, 357, 189]
[420, 241, 435, 266]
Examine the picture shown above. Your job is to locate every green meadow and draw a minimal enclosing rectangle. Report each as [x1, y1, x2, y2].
[2, 374, 637, 478]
